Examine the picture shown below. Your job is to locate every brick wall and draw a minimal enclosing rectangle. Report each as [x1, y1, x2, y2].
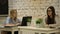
[8, 0, 60, 27]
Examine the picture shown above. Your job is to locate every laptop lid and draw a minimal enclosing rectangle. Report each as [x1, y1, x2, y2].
[21, 16, 32, 26]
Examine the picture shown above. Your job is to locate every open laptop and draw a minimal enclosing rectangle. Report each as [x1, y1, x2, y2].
[20, 16, 32, 26]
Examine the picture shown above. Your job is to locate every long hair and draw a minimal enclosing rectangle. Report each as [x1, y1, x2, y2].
[10, 9, 17, 21]
[46, 6, 56, 25]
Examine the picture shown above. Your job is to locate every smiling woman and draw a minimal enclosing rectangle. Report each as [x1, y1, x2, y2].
[0, 0, 8, 16]
[44, 6, 60, 28]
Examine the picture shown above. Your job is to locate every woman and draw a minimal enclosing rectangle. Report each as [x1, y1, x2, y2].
[45, 6, 60, 28]
[5, 9, 21, 26]
[2, 9, 21, 34]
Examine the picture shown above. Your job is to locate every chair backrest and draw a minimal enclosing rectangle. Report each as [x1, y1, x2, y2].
[21, 16, 32, 26]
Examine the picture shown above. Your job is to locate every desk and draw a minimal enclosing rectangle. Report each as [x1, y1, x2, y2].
[18, 26, 60, 34]
[0, 26, 60, 34]
[0, 26, 18, 34]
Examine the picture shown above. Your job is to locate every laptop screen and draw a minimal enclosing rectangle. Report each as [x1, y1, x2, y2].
[21, 16, 32, 26]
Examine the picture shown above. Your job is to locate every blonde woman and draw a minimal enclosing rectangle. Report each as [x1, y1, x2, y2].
[2, 9, 21, 34]
[4, 9, 21, 26]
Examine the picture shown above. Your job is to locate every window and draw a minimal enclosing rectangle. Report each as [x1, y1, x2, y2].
[0, 0, 8, 16]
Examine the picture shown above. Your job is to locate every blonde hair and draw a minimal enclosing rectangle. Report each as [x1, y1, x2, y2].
[10, 9, 17, 18]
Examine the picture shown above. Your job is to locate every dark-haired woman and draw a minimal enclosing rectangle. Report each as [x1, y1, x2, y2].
[45, 6, 60, 28]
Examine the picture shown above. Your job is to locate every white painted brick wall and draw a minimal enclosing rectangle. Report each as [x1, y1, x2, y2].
[8, 0, 60, 27]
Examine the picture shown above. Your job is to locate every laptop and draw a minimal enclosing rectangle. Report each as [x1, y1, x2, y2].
[20, 16, 32, 26]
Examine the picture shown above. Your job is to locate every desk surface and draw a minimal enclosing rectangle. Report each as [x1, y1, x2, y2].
[0, 26, 18, 31]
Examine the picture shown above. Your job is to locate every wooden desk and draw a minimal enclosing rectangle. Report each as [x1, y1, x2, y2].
[18, 26, 60, 34]
[0, 26, 18, 34]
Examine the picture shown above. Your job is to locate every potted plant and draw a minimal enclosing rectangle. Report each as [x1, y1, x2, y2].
[36, 18, 43, 27]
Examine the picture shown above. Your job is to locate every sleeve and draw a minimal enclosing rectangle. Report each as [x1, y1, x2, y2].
[18, 19, 21, 23]
[43, 17, 50, 28]
[17, 18, 22, 23]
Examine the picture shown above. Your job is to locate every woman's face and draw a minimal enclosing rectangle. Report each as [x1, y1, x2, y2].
[12, 11, 17, 18]
[47, 8, 52, 16]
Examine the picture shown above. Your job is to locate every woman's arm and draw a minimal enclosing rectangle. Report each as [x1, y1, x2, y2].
[15, 19, 22, 26]
[43, 17, 49, 28]
[3, 17, 15, 26]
